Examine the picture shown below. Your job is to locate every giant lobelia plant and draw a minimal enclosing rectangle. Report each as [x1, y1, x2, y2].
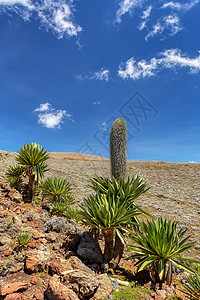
[79, 191, 140, 265]
[182, 264, 200, 300]
[127, 218, 200, 287]
[110, 118, 127, 181]
[89, 175, 150, 268]
[16, 143, 49, 202]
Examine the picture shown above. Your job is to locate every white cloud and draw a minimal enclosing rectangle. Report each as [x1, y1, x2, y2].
[0, 0, 82, 38]
[145, 21, 163, 40]
[93, 100, 101, 105]
[115, 0, 144, 23]
[141, 5, 152, 19]
[101, 122, 108, 132]
[34, 102, 73, 129]
[37, 111, 68, 128]
[145, 14, 182, 40]
[138, 5, 152, 30]
[161, 0, 200, 11]
[115, 0, 199, 40]
[138, 21, 146, 30]
[161, 49, 200, 72]
[34, 102, 51, 112]
[118, 49, 200, 80]
[0, 0, 33, 8]
[93, 69, 110, 81]
[76, 68, 110, 81]
[118, 57, 159, 80]
[164, 15, 182, 35]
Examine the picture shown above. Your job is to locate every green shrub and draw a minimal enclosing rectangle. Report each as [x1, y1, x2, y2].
[34, 198, 42, 205]
[110, 283, 151, 300]
[39, 272, 45, 278]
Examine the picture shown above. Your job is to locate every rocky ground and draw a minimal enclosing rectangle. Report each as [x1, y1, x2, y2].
[0, 151, 199, 299]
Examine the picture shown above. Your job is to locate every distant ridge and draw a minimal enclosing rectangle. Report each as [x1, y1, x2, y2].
[49, 152, 109, 161]
[0, 150, 108, 161]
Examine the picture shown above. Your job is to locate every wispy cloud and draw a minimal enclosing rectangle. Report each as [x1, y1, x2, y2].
[76, 68, 110, 81]
[0, 0, 82, 38]
[34, 102, 51, 112]
[145, 14, 182, 40]
[34, 102, 73, 129]
[101, 122, 108, 132]
[161, 0, 200, 12]
[142, 5, 152, 19]
[118, 49, 200, 80]
[138, 5, 152, 30]
[114, 0, 200, 40]
[115, 0, 144, 23]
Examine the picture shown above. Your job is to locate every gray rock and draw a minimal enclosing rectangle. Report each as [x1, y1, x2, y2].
[49, 256, 94, 277]
[25, 246, 52, 273]
[111, 278, 119, 291]
[77, 232, 103, 264]
[8, 189, 23, 203]
[46, 232, 58, 242]
[101, 263, 109, 273]
[45, 216, 68, 233]
[63, 270, 99, 298]
[157, 290, 167, 298]
[10, 215, 23, 235]
[0, 216, 13, 232]
[91, 274, 112, 300]
[0, 235, 12, 246]
[45, 278, 79, 300]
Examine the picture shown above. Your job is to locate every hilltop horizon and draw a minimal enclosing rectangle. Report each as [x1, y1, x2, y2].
[0, 149, 199, 164]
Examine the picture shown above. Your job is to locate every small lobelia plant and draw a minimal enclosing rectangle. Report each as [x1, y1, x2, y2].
[65, 206, 81, 221]
[127, 218, 200, 287]
[39, 177, 72, 203]
[38, 177, 75, 217]
[182, 264, 200, 299]
[6, 165, 26, 193]
[51, 202, 80, 219]
[16, 232, 32, 248]
[51, 201, 69, 216]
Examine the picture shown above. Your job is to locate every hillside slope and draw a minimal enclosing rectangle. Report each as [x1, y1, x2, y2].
[0, 151, 199, 257]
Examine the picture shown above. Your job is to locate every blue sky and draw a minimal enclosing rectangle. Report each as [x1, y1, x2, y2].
[0, 0, 200, 162]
